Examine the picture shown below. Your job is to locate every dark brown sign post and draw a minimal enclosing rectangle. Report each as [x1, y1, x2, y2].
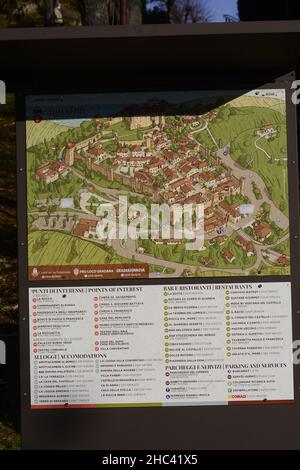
[1, 22, 300, 450]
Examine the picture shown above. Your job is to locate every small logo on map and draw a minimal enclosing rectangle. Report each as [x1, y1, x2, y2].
[216, 227, 225, 235]
[32, 268, 39, 277]
[34, 114, 42, 123]
[33, 108, 42, 122]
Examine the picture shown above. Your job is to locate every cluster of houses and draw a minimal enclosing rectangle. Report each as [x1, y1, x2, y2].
[277, 255, 290, 267]
[72, 217, 98, 238]
[62, 210, 288, 273]
[201, 234, 255, 267]
[252, 222, 272, 242]
[35, 112, 243, 222]
[109, 127, 246, 229]
[86, 142, 107, 162]
[39, 114, 250, 245]
[257, 123, 278, 139]
[35, 160, 68, 184]
[35, 139, 107, 184]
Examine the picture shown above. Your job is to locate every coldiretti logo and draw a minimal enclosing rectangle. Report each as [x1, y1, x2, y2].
[0, 80, 6, 104]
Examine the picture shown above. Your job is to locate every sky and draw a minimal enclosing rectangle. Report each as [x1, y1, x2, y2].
[207, 0, 239, 22]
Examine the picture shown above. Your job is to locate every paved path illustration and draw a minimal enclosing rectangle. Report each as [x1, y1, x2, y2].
[218, 148, 289, 231]
[190, 118, 219, 149]
[254, 136, 288, 162]
[254, 136, 272, 161]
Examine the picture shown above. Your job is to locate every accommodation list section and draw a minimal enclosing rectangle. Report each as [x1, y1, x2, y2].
[29, 282, 293, 408]
[29, 286, 164, 407]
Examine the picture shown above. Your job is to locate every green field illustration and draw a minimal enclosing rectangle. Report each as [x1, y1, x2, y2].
[26, 90, 290, 279]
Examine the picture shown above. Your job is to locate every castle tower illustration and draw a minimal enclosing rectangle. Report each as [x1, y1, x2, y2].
[145, 136, 152, 149]
[64, 143, 75, 166]
[125, 115, 165, 130]
[127, 116, 152, 130]
[156, 115, 165, 128]
[86, 156, 92, 171]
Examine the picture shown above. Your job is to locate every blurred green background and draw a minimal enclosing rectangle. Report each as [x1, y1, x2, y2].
[0, 95, 20, 450]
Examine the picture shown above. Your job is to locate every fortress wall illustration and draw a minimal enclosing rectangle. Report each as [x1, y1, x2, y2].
[78, 148, 244, 204]
[75, 134, 101, 151]
[74, 153, 85, 162]
[119, 138, 144, 145]
[75, 152, 158, 198]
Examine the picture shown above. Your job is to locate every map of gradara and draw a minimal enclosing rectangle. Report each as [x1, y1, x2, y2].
[26, 90, 290, 280]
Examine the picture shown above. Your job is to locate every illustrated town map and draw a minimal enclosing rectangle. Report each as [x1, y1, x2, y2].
[26, 90, 290, 281]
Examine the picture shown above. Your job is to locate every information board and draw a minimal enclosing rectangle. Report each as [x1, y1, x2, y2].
[18, 83, 300, 449]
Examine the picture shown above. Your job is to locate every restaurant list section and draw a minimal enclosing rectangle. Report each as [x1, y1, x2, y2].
[29, 282, 294, 408]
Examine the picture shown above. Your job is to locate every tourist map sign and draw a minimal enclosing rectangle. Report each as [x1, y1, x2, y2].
[23, 88, 296, 410]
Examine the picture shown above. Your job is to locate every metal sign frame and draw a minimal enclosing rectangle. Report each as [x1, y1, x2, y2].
[15, 73, 300, 449]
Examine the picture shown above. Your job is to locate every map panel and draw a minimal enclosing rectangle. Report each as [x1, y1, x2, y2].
[26, 90, 290, 280]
